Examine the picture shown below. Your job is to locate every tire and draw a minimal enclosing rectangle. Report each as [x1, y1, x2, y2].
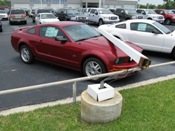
[20, 45, 34, 64]
[165, 18, 171, 25]
[24, 20, 27, 25]
[32, 19, 35, 23]
[98, 19, 104, 26]
[82, 57, 107, 82]
[0, 27, 2, 32]
[9, 21, 12, 25]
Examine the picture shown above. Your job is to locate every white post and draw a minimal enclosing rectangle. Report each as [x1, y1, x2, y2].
[40, 0, 42, 9]
[73, 82, 77, 103]
[59, 0, 61, 8]
[99, 0, 101, 8]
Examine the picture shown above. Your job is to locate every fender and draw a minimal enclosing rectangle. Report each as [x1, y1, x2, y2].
[81, 50, 113, 71]
[110, 30, 127, 41]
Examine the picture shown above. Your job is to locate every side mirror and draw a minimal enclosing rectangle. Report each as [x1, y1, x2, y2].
[95, 12, 98, 15]
[152, 30, 159, 34]
[55, 36, 68, 42]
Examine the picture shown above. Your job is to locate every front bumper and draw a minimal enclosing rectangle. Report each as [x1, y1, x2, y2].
[103, 19, 120, 24]
[9, 17, 27, 22]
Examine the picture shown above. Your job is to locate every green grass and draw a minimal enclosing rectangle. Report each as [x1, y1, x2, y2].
[0, 79, 175, 131]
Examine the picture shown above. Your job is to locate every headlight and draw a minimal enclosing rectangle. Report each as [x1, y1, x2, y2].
[173, 16, 175, 19]
[115, 57, 127, 64]
[86, 17, 88, 20]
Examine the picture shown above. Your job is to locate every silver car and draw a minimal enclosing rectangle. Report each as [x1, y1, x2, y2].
[8, 9, 27, 25]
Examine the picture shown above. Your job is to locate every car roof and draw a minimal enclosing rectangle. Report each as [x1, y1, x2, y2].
[38, 21, 84, 27]
[119, 19, 155, 24]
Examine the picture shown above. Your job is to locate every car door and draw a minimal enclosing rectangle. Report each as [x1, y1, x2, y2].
[89, 9, 96, 22]
[35, 25, 70, 64]
[35, 25, 81, 68]
[127, 22, 165, 52]
[35, 14, 40, 24]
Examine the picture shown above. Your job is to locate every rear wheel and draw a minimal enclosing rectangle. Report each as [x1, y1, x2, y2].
[165, 18, 171, 25]
[20, 45, 34, 64]
[98, 19, 104, 26]
[82, 57, 107, 82]
[9, 21, 12, 25]
[0, 28, 2, 32]
[24, 20, 27, 25]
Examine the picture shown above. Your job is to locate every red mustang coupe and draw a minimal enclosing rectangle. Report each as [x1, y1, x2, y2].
[11, 21, 143, 81]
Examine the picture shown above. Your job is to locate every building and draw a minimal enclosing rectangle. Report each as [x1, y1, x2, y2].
[10, 0, 138, 10]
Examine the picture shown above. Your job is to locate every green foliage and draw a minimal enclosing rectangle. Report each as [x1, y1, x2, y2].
[138, 1, 175, 9]
[0, 79, 175, 130]
[0, 1, 11, 8]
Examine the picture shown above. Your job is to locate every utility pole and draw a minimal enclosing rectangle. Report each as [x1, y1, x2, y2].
[40, 0, 42, 9]
[99, 0, 101, 8]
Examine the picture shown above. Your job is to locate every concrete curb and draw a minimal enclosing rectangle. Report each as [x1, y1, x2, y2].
[1, 74, 175, 116]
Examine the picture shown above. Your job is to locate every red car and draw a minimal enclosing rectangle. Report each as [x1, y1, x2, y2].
[154, 9, 175, 25]
[11, 22, 142, 81]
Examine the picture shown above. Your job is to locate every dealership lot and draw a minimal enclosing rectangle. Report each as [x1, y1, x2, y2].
[0, 17, 175, 110]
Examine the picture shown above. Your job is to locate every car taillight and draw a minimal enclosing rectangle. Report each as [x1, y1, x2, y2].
[10, 14, 15, 18]
[22, 14, 26, 17]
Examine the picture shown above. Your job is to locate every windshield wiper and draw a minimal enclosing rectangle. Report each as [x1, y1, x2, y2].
[75, 38, 88, 42]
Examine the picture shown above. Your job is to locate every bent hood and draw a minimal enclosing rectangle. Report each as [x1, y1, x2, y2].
[79, 36, 143, 57]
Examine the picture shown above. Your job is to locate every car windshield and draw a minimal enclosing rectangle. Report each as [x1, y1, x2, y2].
[11, 10, 25, 14]
[38, 9, 51, 13]
[165, 10, 174, 14]
[0, 10, 6, 13]
[67, 9, 80, 15]
[41, 14, 56, 19]
[64, 24, 101, 42]
[125, 9, 136, 14]
[146, 9, 156, 14]
[98, 9, 112, 14]
[153, 21, 171, 34]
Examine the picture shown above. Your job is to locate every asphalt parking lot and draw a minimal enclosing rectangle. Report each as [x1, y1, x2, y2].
[1, 17, 175, 111]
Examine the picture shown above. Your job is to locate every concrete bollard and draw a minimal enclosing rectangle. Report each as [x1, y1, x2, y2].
[81, 90, 122, 123]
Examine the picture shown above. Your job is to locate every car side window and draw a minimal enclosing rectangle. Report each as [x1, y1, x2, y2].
[115, 24, 126, 29]
[90, 9, 95, 14]
[130, 23, 160, 34]
[39, 26, 65, 38]
[27, 28, 36, 34]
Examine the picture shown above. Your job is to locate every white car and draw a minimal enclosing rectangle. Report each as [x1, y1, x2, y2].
[0, 10, 8, 20]
[136, 9, 164, 23]
[35, 13, 59, 24]
[98, 19, 175, 58]
[88, 8, 120, 25]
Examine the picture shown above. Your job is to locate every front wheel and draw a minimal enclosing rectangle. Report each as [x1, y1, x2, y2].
[82, 57, 107, 82]
[98, 19, 104, 26]
[20, 45, 34, 64]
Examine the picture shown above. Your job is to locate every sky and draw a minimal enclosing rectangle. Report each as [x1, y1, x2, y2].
[139, 0, 164, 5]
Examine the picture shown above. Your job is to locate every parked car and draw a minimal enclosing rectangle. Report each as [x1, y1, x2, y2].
[113, 8, 145, 21]
[0, 19, 2, 32]
[88, 8, 120, 25]
[55, 8, 88, 23]
[136, 9, 164, 23]
[0, 10, 8, 20]
[35, 13, 60, 24]
[32, 8, 53, 23]
[8, 8, 27, 25]
[11, 21, 143, 81]
[99, 19, 175, 58]
[154, 9, 175, 25]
